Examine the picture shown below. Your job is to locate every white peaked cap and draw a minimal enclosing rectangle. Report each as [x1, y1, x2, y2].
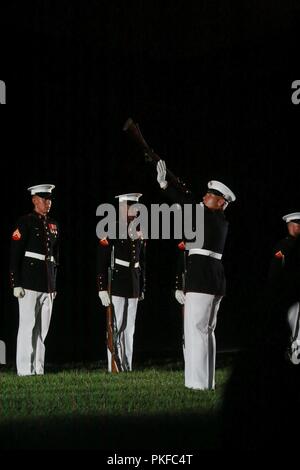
[207, 180, 236, 202]
[27, 184, 55, 196]
[115, 193, 143, 202]
[282, 212, 300, 223]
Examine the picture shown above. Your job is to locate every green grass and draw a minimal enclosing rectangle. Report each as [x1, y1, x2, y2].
[0, 362, 232, 450]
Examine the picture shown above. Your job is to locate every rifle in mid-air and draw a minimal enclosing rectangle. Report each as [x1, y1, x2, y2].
[123, 118, 191, 195]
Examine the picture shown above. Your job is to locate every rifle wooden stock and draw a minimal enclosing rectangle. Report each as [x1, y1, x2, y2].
[181, 253, 187, 350]
[123, 118, 191, 195]
[106, 303, 120, 373]
[106, 268, 121, 373]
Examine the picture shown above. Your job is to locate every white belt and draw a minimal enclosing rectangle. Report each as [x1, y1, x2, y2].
[25, 251, 55, 262]
[188, 248, 222, 260]
[115, 258, 140, 268]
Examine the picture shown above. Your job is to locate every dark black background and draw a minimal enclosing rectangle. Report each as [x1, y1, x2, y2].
[1, 1, 300, 366]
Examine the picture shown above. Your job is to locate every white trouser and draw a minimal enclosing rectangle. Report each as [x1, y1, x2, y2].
[184, 292, 222, 390]
[107, 296, 138, 372]
[287, 302, 300, 344]
[17, 289, 54, 376]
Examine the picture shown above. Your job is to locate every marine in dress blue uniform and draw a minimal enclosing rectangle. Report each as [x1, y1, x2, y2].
[10, 184, 59, 376]
[97, 193, 146, 372]
[268, 212, 300, 364]
[157, 160, 236, 390]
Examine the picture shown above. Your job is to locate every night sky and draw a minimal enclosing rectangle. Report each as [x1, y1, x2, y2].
[1, 1, 300, 366]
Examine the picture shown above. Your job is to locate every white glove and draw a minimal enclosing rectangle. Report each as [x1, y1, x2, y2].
[157, 160, 168, 189]
[13, 287, 25, 298]
[288, 340, 300, 365]
[175, 289, 185, 305]
[98, 291, 111, 307]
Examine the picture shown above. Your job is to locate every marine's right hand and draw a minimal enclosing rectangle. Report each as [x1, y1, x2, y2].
[156, 160, 168, 189]
[13, 287, 25, 298]
[175, 289, 185, 305]
[98, 290, 111, 307]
